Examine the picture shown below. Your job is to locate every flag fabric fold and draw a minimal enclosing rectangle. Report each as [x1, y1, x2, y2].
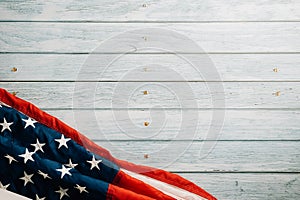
[0, 88, 216, 200]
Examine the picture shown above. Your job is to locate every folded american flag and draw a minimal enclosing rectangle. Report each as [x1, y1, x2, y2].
[0, 88, 216, 200]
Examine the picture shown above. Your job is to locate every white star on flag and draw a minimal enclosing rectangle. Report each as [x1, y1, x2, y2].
[56, 165, 72, 179]
[4, 154, 18, 164]
[19, 148, 35, 163]
[75, 184, 88, 194]
[31, 139, 45, 153]
[55, 135, 71, 149]
[87, 155, 102, 170]
[0, 181, 10, 190]
[55, 186, 69, 200]
[0, 118, 13, 133]
[19, 171, 34, 186]
[38, 170, 51, 179]
[65, 159, 78, 168]
[22, 117, 37, 129]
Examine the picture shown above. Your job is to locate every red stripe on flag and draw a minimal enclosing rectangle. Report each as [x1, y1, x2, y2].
[0, 88, 217, 200]
[113, 170, 174, 200]
[106, 183, 155, 200]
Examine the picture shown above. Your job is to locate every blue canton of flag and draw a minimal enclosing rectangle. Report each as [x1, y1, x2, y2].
[0, 103, 119, 200]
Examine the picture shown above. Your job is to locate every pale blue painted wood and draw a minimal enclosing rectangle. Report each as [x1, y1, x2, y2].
[0, 82, 299, 108]
[0, 23, 299, 53]
[0, 0, 299, 199]
[0, 0, 299, 21]
[1, 54, 300, 81]
[180, 173, 300, 200]
[91, 141, 300, 172]
[45, 110, 300, 140]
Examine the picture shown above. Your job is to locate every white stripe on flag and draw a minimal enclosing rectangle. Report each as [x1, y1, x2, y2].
[0, 190, 29, 200]
[121, 169, 208, 200]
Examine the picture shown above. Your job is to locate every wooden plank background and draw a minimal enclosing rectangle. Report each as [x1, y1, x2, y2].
[0, 1, 300, 199]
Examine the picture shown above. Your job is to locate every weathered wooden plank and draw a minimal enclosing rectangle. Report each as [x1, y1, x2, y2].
[0, 23, 299, 53]
[178, 173, 300, 200]
[91, 141, 300, 171]
[2, 54, 300, 81]
[45, 110, 300, 140]
[1, 82, 299, 109]
[0, 0, 299, 21]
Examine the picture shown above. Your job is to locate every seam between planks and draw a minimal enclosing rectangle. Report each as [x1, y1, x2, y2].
[1, 52, 300, 55]
[91, 139, 300, 142]
[40, 108, 300, 111]
[1, 20, 300, 23]
[2, 80, 300, 83]
[171, 171, 300, 174]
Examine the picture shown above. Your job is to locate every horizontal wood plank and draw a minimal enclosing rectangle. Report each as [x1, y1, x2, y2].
[45, 110, 300, 140]
[1, 82, 299, 109]
[0, 0, 299, 21]
[178, 173, 300, 200]
[92, 141, 300, 172]
[0, 23, 299, 53]
[1, 54, 300, 81]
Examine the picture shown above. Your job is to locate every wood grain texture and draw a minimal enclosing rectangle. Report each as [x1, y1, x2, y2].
[1, 54, 300, 81]
[1, 0, 300, 199]
[0, 0, 299, 21]
[178, 173, 300, 200]
[0, 22, 299, 53]
[91, 141, 300, 172]
[46, 110, 300, 140]
[1, 82, 299, 109]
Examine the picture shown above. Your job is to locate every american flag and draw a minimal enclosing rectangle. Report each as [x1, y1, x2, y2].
[0, 88, 216, 200]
